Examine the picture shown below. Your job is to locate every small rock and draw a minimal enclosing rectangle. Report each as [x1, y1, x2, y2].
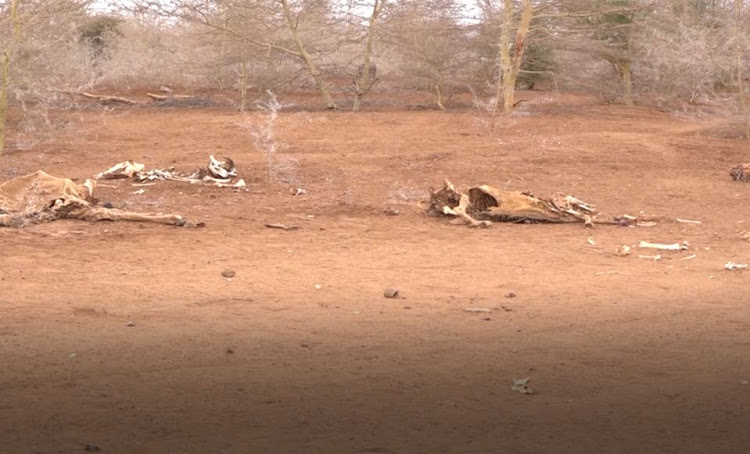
[226, 347, 235, 354]
[300, 343, 310, 348]
[384, 288, 400, 298]
[314, 284, 322, 290]
[481, 316, 492, 321]
[505, 292, 517, 298]
[83, 443, 101, 452]
[126, 321, 136, 327]
[384, 207, 400, 216]
[403, 306, 412, 310]
[221, 269, 236, 278]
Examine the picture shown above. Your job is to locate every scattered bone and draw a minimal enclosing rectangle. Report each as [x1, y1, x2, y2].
[290, 187, 307, 196]
[463, 307, 491, 313]
[96, 156, 247, 190]
[132, 189, 146, 195]
[636, 221, 657, 227]
[638, 241, 688, 251]
[595, 271, 620, 276]
[676, 218, 702, 225]
[615, 245, 632, 256]
[680, 254, 697, 261]
[587, 237, 596, 246]
[725, 262, 748, 270]
[384, 207, 400, 216]
[384, 288, 400, 299]
[96, 160, 145, 180]
[265, 223, 300, 230]
[511, 377, 534, 395]
[741, 231, 750, 241]
[638, 254, 662, 261]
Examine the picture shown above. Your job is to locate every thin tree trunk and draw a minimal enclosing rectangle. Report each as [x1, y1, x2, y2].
[735, 0, 748, 138]
[504, 0, 533, 114]
[617, 60, 634, 106]
[0, 0, 22, 155]
[435, 83, 446, 111]
[353, 0, 385, 112]
[493, 0, 513, 119]
[239, 49, 248, 112]
[495, 0, 533, 119]
[280, 0, 337, 110]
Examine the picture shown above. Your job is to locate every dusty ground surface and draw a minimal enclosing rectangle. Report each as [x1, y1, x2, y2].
[1, 94, 749, 453]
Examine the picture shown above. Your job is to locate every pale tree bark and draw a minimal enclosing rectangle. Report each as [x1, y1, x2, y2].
[494, 0, 533, 116]
[353, 0, 385, 112]
[735, 0, 748, 138]
[239, 47, 249, 112]
[280, 0, 337, 110]
[616, 59, 633, 106]
[0, 0, 22, 155]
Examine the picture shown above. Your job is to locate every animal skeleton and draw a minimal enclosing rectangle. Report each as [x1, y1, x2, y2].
[96, 155, 246, 188]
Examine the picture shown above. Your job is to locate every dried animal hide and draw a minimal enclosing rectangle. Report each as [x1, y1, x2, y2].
[96, 155, 246, 189]
[427, 180, 633, 228]
[0, 171, 200, 228]
[730, 163, 750, 182]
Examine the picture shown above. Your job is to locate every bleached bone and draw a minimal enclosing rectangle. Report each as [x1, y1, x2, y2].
[95, 160, 145, 180]
[725, 262, 748, 270]
[638, 241, 688, 251]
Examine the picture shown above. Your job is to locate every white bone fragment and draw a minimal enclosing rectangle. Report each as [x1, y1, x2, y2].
[638, 241, 688, 251]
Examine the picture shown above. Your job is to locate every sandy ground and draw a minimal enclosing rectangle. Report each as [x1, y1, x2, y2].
[0, 94, 749, 453]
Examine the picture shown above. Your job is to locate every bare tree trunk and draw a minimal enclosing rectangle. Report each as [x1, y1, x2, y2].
[0, 0, 22, 155]
[493, 0, 513, 119]
[735, 0, 748, 138]
[353, 0, 385, 112]
[239, 47, 249, 112]
[504, 0, 533, 113]
[435, 83, 446, 111]
[617, 60, 634, 106]
[280, 0, 337, 110]
[494, 0, 533, 117]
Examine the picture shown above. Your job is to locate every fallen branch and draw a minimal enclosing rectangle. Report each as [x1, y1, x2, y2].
[80, 92, 142, 105]
[265, 223, 299, 230]
[146, 92, 195, 101]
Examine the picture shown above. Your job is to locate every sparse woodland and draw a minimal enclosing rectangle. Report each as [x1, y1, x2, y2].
[0, 0, 748, 153]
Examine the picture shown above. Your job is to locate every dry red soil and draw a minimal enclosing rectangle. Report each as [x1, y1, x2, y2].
[1, 94, 749, 453]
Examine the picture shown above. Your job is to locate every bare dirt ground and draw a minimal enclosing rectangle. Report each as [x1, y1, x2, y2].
[1, 94, 748, 453]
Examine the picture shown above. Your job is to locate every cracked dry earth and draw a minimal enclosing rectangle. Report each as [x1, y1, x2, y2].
[1, 94, 748, 453]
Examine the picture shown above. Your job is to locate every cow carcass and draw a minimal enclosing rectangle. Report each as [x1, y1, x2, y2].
[426, 180, 635, 228]
[0, 171, 200, 228]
